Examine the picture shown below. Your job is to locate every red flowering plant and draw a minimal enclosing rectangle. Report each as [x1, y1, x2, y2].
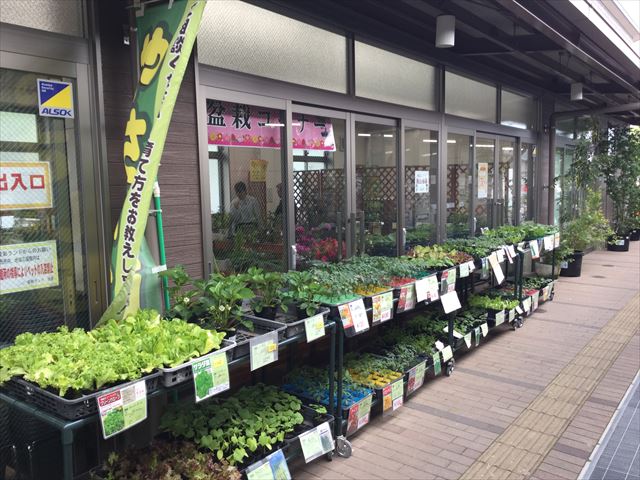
[295, 224, 346, 266]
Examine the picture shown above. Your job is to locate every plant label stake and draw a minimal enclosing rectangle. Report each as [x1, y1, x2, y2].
[304, 314, 325, 343]
[246, 448, 291, 480]
[441, 291, 461, 314]
[98, 380, 147, 439]
[250, 331, 279, 371]
[191, 350, 230, 402]
[407, 361, 427, 395]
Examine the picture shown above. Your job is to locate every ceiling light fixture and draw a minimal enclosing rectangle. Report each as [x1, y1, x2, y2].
[570, 82, 583, 101]
[436, 15, 455, 48]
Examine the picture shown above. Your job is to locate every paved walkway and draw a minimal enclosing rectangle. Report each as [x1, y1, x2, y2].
[298, 242, 640, 480]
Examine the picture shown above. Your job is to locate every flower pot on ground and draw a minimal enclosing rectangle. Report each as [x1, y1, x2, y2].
[534, 262, 561, 278]
[630, 229, 640, 241]
[607, 235, 630, 252]
[560, 251, 584, 277]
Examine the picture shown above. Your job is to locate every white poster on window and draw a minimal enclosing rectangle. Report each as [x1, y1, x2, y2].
[0, 161, 52, 210]
[477, 163, 488, 199]
[0, 240, 59, 294]
[414, 171, 429, 193]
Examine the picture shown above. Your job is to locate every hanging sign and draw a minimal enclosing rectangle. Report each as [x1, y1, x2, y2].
[371, 291, 393, 324]
[249, 159, 268, 182]
[0, 161, 52, 210]
[463, 332, 472, 348]
[414, 171, 430, 193]
[348, 299, 369, 333]
[494, 310, 505, 326]
[508, 245, 517, 258]
[407, 361, 427, 395]
[474, 327, 481, 347]
[250, 331, 278, 371]
[441, 291, 462, 314]
[0, 240, 59, 295]
[432, 353, 441, 376]
[346, 394, 373, 435]
[441, 345, 453, 362]
[481, 257, 489, 279]
[532, 291, 540, 311]
[396, 284, 416, 313]
[37, 79, 74, 118]
[509, 309, 516, 321]
[98, 380, 147, 439]
[480, 323, 489, 337]
[304, 314, 325, 343]
[207, 100, 282, 149]
[382, 379, 404, 414]
[530, 240, 540, 259]
[542, 286, 550, 302]
[523, 297, 532, 313]
[298, 422, 333, 463]
[488, 252, 505, 284]
[292, 114, 336, 151]
[543, 235, 554, 252]
[191, 350, 230, 402]
[459, 262, 470, 278]
[496, 248, 505, 263]
[504, 246, 514, 264]
[554, 232, 560, 248]
[415, 275, 438, 303]
[477, 162, 489, 199]
[246, 449, 291, 480]
[440, 268, 457, 294]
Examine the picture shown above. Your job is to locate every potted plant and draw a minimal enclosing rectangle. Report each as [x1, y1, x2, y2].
[282, 271, 322, 319]
[560, 189, 613, 277]
[243, 267, 284, 320]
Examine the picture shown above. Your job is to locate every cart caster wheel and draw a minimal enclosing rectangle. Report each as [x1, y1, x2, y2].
[512, 322, 517, 331]
[325, 451, 334, 461]
[336, 436, 352, 458]
[445, 360, 455, 377]
[517, 318, 524, 328]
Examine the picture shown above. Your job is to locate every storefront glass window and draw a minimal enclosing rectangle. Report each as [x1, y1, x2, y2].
[501, 90, 536, 130]
[520, 143, 536, 222]
[404, 128, 438, 251]
[356, 121, 398, 256]
[207, 99, 286, 272]
[445, 72, 497, 123]
[0, 68, 89, 343]
[292, 114, 346, 268]
[446, 133, 472, 238]
[475, 137, 495, 232]
[497, 138, 516, 226]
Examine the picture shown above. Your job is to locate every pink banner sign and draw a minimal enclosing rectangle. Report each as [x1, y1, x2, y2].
[207, 100, 282, 149]
[292, 114, 335, 151]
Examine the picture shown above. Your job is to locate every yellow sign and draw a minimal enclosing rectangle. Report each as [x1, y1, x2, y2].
[250, 159, 267, 182]
[0, 161, 52, 210]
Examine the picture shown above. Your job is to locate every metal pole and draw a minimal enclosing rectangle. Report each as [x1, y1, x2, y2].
[153, 182, 170, 310]
[335, 322, 344, 438]
[328, 322, 336, 419]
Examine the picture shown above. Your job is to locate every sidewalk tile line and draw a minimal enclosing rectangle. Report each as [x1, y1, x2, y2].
[461, 293, 640, 480]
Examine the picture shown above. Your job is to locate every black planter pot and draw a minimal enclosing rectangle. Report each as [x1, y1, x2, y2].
[560, 251, 584, 277]
[630, 229, 640, 241]
[607, 235, 630, 252]
[256, 306, 278, 320]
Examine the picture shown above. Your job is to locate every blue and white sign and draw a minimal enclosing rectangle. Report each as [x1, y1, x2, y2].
[37, 79, 74, 118]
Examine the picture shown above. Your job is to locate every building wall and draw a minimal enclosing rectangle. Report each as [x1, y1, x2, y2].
[99, 1, 204, 279]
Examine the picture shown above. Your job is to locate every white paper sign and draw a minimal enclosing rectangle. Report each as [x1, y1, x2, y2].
[441, 345, 453, 362]
[480, 323, 488, 337]
[504, 246, 513, 264]
[463, 332, 472, 348]
[494, 310, 505, 325]
[348, 299, 369, 333]
[415, 277, 429, 303]
[459, 262, 470, 278]
[523, 297, 532, 313]
[530, 240, 540, 259]
[441, 291, 462, 313]
[496, 249, 505, 263]
[477, 162, 489, 199]
[488, 252, 505, 284]
[0, 161, 52, 211]
[414, 170, 429, 193]
[467, 260, 476, 272]
[508, 245, 517, 258]
[0, 240, 59, 294]
[435, 340, 445, 351]
[543, 235, 554, 251]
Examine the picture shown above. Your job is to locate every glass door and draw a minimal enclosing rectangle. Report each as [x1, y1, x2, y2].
[354, 116, 398, 256]
[446, 132, 473, 238]
[291, 107, 347, 268]
[474, 136, 495, 233]
[497, 137, 516, 226]
[519, 142, 536, 222]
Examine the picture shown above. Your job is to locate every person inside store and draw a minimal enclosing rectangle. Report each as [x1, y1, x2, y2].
[274, 182, 284, 218]
[228, 181, 262, 237]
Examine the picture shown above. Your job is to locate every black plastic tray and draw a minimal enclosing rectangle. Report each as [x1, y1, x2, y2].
[244, 307, 330, 339]
[4, 372, 161, 421]
[159, 339, 236, 387]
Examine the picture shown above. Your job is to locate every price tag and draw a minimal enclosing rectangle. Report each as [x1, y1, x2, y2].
[504, 246, 513, 264]
[516, 305, 523, 315]
[250, 331, 279, 371]
[532, 291, 540, 311]
[98, 380, 147, 439]
[348, 299, 369, 333]
[467, 260, 476, 272]
[435, 340, 444, 351]
[441, 345, 453, 362]
[426, 274, 440, 301]
[440, 268, 457, 294]
[372, 291, 393, 324]
[494, 310, 505, 326]
[508, 245, 517, 258]
[474, 327, 481, 347]
[192, 351, 230, 402]
[346, 394, 372, 435]
[560, 260, 569, 269]
[299, 422, 333, 463]
[407, 361, 427, 395]
[304, 314, 325, 343]
[530, 240, 540, 259]
[463, 332, 472, 348]
[396, 284, 416, 313]
[415, 277, 429, 303]
[246, 449, 291, 480]
[480, 322, 488, 337]
[432, 353, 441, 376]
[523, 297, 532, 313]
[496, 249, 505, 263]
[383, 379, 404, 414]
[554, 232, 560, 248]
[488, 252, 505, 284]
[509, 309, 516, 321]
[441, 291, 462, 314]
[616, 239, 626, 246]
[481, 257, 489, 279]
[443, 326, 463, 339]
[543, 235, 554, 251]
[338, 304, 353, 329]
[459, 262, 470, 278]
[542, 286, 550, 301]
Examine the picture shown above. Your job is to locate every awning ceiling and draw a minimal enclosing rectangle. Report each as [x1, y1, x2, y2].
[245, 0, 640, 125]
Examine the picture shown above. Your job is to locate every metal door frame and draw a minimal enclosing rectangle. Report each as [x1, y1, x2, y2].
[445, 127, 475, 238]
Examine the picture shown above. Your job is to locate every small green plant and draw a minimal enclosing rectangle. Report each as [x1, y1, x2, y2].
[282, 270, 322, 316]
[468, 294, 519, 311]
[242, 267, 286, 315]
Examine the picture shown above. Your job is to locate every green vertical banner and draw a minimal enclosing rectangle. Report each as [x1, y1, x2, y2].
[103, 0, 205, 323]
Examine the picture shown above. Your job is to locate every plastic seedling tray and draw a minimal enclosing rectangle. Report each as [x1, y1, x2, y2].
[4, 372, 162, 421]
[245, 307, 330, 339]
[159, 339, 236, 387]
[233, 318, 286, 359]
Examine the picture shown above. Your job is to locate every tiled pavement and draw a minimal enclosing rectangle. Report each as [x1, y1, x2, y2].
[297, 242, 640, 480]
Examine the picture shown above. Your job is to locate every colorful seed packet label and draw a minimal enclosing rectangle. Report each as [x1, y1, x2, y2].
[432, 353, 441, 376]
[192, 350, 230, 402]
[348, 299, 369, 334]
[372, 291, 393, 324]
[346, 394, 373, 435]
[407, 361, 427, 395]
[246, 449, 291, 480]
[396, 284, 416, 313]
[98, 380, 147, 439]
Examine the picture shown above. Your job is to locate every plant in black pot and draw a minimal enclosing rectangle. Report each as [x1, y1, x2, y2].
[282, 270, 322, 319]
[243, 267, 285, 320]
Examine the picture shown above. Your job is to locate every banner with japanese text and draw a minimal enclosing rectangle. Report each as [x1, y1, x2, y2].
[104, 0, 205, 323]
